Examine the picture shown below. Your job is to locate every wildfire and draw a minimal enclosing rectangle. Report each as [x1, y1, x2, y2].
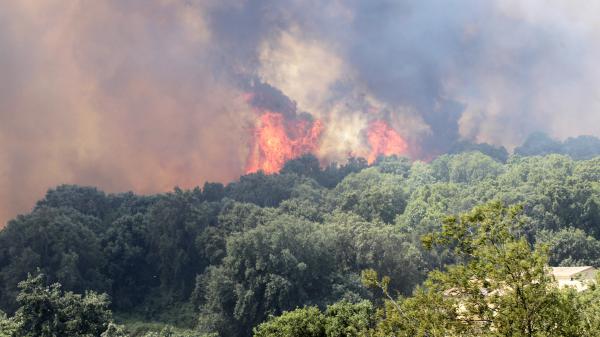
[246, 112, 323, 174]
[366, 120, 408, 163]
[244, 84, 409, 173]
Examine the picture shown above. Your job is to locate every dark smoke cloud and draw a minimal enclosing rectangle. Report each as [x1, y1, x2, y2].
[244, 80, 298, 117]
[1, 0, 599, 226]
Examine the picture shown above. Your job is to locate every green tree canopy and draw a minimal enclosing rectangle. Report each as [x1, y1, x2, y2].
[11, 273, 112, 337]
[368, 202, 586, 336]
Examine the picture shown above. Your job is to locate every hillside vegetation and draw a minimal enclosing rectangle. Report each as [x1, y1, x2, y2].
[1, 135, 600, 336]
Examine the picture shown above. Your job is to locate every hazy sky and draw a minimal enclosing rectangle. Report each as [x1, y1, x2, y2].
[1, 0, 600, 226]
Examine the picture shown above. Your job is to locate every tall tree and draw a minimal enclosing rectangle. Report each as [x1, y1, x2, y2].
[367, 202, 584, 336]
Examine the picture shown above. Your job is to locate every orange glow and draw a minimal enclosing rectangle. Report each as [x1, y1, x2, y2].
[366, 120, 408, 163]
[246, 112, 323, 174]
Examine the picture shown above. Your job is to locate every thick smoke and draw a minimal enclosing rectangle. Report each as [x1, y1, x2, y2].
[1, 0, 600, 225]
[0, 1, 253, 226]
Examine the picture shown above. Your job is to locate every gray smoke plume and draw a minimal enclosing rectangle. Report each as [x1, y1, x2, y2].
[1, 0, 600, 225]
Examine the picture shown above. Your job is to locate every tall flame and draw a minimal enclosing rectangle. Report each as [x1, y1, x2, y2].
[246, 112, 323, 174]
[366, 120, 408, 163]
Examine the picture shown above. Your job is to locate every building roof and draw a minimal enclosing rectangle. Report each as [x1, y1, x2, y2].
[550, 266, 595, 278]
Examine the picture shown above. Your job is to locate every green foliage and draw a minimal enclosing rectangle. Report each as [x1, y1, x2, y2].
[141, 325, 212, 337]
[102, 323, 129, 337]
[538, 228, 600, 267]
[420, 202, 573, 336]
[197, 215, 344, 336]
[573, 274, 600, 335]
[1, 150, 600, 337]
[332, 168, 407, 223]
[253, 301, 374, 337]
[317, 157, 369, 188]
[280, 154, 322, 180]
[0, 310, 18, 337]
[217, 200, 274, 233]
[373, 155, 412, 176]
[114, 316, 205, 337]
[12, 273, 112, 336]
[224, 172, 307, 207]
[323, 213, 426, 294]
[35, 185, 110, 220]
[102, 214, 155, 309]
[369, 202, 590, 336]
[253, 306, 326, 337]
[143, 188, 221, 303]
[430, 152, 505, 184]
[323, 300, 374, 337]
[201, 183, 224, 202]
[0, 207, 109, 311]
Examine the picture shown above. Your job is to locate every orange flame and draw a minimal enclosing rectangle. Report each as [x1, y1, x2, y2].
[246, 112, 323, 174]
[366, 120, 408, 163]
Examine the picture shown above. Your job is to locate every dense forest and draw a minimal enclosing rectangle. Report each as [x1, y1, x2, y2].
[1, 133, 600, 336]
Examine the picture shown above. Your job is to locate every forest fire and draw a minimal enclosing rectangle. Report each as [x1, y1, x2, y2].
[366, 120, 408, 163]
[246, 112, 410, 173]
[244, 85, 409, 173]
[245, 112, 323, 174]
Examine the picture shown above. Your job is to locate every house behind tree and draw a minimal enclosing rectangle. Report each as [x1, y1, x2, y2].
[550, 266, 597, 291]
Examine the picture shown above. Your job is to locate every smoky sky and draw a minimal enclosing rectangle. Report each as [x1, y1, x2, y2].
[1, 0, 600, 226]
